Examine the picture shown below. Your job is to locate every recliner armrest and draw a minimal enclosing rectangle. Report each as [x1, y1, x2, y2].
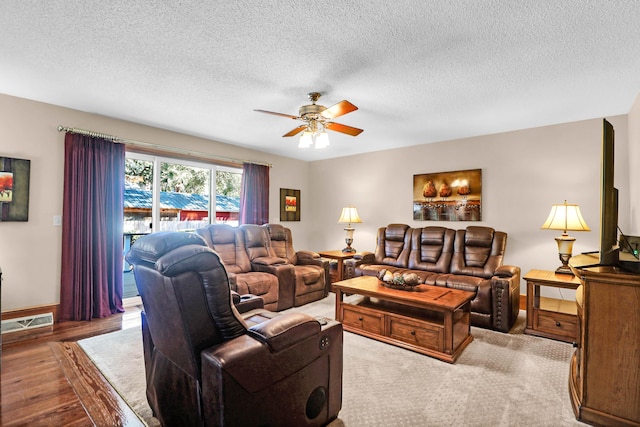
[297, 251, 330, 268]
[252, 256, 288, 265]
[345, 252, 375, 269]
[247, 312, 321, 352]
[232, 292, 264, 313]
[494, 264, 518, 278]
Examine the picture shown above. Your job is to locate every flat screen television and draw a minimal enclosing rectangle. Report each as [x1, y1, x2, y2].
[599, 119, 619, 266]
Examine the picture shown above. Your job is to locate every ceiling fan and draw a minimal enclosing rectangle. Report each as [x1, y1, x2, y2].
[254, 92, 363, 148]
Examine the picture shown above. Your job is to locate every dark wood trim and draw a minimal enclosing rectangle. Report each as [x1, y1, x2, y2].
[1, 303, 60, 322]
[50, 341, 144, 426]
[520, 294, 526, 311]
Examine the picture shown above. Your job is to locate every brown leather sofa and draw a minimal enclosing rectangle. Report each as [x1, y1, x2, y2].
[263, 224, 331, 307]
[195, 224, 294, 311]
[126, 231, 343, 427]
[346, 224, 521, 332]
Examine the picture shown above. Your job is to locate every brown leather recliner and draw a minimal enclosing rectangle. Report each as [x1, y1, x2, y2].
[264, 224, 331, 306]
[195, 223, 291, 311]
[126, 231, 343, 427]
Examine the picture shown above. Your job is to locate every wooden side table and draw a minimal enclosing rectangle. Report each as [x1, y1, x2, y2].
[523, 269, 581, 343]
[318, 250, 356, 283]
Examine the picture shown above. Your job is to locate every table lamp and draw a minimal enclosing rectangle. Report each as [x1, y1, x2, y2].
[541, 200, 590, 275]
[338, 206, 362, 253]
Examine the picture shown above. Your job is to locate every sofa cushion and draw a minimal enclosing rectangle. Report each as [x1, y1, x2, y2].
[235, 272, 279, 309]
[374, 224, 412, 267]
[408, 227, 455, 273]
[450, 226, 505, 279]
[195, 224, 252, 274]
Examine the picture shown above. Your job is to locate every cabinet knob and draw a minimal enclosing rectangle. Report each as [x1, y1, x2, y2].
[410, 330, 416, 336]
[556, 321, 561, 327]
[572, 342, 578, 348]
[358, 317, 363, 321]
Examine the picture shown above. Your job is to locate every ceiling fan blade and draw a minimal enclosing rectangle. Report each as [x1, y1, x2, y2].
[283, 125, 307, 137]
[320, 100, 358, 119]
[254, 109, 300, 120]
[325, 122, 363, 136]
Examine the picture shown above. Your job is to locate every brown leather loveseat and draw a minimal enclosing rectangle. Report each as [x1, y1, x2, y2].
[195, 223, 294, 311]
[346, 224, 520, 332]
[126, 231, 343, 426]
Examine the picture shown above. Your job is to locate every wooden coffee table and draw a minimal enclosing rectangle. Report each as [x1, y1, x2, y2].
[333, 276, 474, 363]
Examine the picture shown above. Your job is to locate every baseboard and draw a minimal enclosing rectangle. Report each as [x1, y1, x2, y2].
[2, 303, 60, 322]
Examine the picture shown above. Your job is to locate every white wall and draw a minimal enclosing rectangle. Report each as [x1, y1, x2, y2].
[1, 91, 636, 312]
[308, 116, 630, 299]
[0, 94, 310, 311]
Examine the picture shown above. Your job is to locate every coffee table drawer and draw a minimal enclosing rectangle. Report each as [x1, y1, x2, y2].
[342, 305, 384, 335]
[388, 316, 443, 352]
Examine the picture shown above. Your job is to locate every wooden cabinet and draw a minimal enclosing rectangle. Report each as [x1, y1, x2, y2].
[523, 269, 580, 343]
[568, 258, 640, 427]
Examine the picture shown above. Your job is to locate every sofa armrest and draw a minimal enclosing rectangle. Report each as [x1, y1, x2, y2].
[227, 272, 238, 291]
[232, 292, 264, 313]
[344, 252, 375, 278]
[296, 250, 328, 267]
[490, 265, 521, 332]
[494, 264, 519, 278]
[252, 256, 288, 265]
[247, 312, 321, 352]
[250, 262, 296, 310]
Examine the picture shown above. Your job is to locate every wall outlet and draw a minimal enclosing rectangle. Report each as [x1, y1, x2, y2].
[53, 215, 62, 226]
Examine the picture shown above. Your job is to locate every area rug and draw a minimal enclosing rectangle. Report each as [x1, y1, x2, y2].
[79, 294, 587, 426]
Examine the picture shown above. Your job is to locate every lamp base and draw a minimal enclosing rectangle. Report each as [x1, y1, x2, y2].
[555, 265, 574, 275]
[555, 251, 574, 275]
[342, 236, 355, 253]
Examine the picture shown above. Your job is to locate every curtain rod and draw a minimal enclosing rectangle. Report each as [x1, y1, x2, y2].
[57, 125, 272, 168]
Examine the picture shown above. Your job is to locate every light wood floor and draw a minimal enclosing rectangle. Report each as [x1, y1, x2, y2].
[1, 306, 145, 426]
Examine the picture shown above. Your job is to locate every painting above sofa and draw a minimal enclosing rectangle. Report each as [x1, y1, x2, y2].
[413, 169, 481, 221]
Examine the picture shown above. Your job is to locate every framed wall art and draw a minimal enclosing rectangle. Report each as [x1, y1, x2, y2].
[413, 168, 481, 221]
[280, 188, 300, 221]
[0, 156, 31, 222]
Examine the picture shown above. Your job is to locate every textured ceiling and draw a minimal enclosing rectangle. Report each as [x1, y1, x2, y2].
[2, 1, 640, 161]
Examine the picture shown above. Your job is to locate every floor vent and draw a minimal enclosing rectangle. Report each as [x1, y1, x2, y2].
[1, 312, 54, 334]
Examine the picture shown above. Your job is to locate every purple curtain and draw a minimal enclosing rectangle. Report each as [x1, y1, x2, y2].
[239, 162, 269, 225]
[60, 133, 125, 321]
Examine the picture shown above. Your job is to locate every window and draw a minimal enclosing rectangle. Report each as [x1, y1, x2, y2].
[123, 152, 242, 298]
[124, 153, 242, 233]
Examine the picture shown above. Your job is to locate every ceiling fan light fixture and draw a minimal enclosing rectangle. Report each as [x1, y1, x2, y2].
[314, 130, 330, 149]
[298, 131, 313, 148]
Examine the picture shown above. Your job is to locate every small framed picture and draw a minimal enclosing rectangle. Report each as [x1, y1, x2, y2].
[280, 188, 300, 221]
[0, 156, 31, 222]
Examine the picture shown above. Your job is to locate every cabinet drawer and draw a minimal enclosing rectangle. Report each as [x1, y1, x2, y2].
[535, 309, 577, 338]
[388, 316, 443, 352]
[342, 305, 384, 335]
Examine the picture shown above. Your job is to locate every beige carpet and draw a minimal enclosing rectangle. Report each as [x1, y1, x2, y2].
[79, 294, 588, 426]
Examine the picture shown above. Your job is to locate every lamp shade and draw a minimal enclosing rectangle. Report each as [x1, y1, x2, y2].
[540, 200, 590, 233]
[338, 206, 362, 225]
